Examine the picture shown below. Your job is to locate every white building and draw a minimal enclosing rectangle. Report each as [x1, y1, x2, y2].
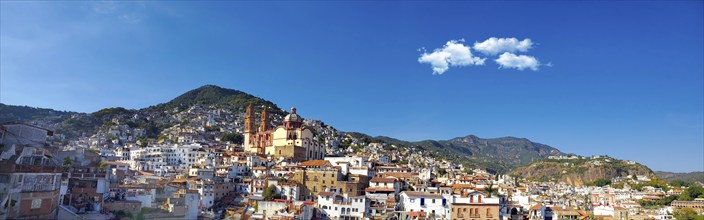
[317, 191, 367, 220]
[399, 191, 451, 218]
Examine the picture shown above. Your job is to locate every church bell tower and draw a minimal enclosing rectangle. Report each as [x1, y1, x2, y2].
[243, 104, 255, 151]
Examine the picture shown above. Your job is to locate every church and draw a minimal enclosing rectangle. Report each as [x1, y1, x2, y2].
[243, 105, 324, 161]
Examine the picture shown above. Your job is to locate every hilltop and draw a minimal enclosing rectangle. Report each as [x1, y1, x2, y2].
[147, 85, 286, 116]
[343, 132, 562, 173]
[509, 155, 654, 186]
[0, 85, 286, 139]
[655, 171, 704, 185]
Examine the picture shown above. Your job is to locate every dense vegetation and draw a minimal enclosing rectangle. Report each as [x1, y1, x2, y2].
[656, 171, 704, 185]
[345, 133, 562, 173]
[638, 185, 704, 207]
[0, 103, 75, 123]
[221, 133, 244, 144]
[510, 156, 654, 185]
[674, 207, 704, 220]
[262, 185, 279, 200]
[585, 178, 612, 187]
[149, 85, 286, 116]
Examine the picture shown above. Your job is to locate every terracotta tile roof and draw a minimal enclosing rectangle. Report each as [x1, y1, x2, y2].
[135, 170, 155, 176]
[452, 184, 475, 189]
[370, 177, 396, 183]
[300, 160, 331, 167]
[318, 192, 335, 197]
[384, 172, 415, 178]
[104, 161, 130, 166]
[365, 188, 395, 193]
[402, 191, 443, 198]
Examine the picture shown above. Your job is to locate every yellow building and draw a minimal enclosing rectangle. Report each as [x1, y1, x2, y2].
[243, 105, 324, 161]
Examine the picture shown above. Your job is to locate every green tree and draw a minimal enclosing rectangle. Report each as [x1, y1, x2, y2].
[587, 178, 612, 187]
[611, 182, 624, 189]
[437, 168, 447, 176]
[63, 157, 73, 171]
[485, 182, 497, 198]
[262, 185, 278, 200]
[673, 207, 704, 220]
[99, 161, 108, 170]
[670, 180, 693, 188]
[87, 148, 100, 154]
[221, 133, 244, 144]
[63, 157, 73, 167]
[464, 168, 474, 175]
[680, 185, 704, 201]
[204, 125, 219, 132]
[137, 137, 149, 147]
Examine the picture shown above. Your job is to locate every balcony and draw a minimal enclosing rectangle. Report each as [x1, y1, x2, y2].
[69, 173, 106, 179]
[22, 183, 57, 192]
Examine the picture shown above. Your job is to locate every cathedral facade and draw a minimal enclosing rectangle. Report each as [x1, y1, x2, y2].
[243, 105, 324, 161]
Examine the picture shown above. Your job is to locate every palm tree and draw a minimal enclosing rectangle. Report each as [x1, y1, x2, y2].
[486, 182, 497, 198]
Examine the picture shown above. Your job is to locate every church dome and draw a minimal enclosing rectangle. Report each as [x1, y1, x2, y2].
[284, 107, 302, 122]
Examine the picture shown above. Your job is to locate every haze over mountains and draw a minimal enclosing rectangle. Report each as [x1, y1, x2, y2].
[0, 85, 700, 181]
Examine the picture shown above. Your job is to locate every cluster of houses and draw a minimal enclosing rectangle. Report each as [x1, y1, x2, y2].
[1, 106, 702, 220]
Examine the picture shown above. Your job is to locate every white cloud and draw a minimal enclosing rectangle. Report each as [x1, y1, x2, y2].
[495, 52, 540, 71]
[473, 37, 533, 56]
[418, 40, 486, 74]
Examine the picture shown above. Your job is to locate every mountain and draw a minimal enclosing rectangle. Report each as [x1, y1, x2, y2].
[342, 132, 563, 173]
[509, 156, 654, 186]
[148, 85, 286, 116]
[0, 84, 648, 177]
[0, 103, 76, 123]
[655, 171, 704, 185]
[0, 85, 286, 139]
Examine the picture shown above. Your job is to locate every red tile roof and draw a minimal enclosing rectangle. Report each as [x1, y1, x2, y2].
[300, 160, 331, 167]
[370, 177, 396, 183]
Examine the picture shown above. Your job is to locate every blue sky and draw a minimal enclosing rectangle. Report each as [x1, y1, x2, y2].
[1, 1, 702, 172]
